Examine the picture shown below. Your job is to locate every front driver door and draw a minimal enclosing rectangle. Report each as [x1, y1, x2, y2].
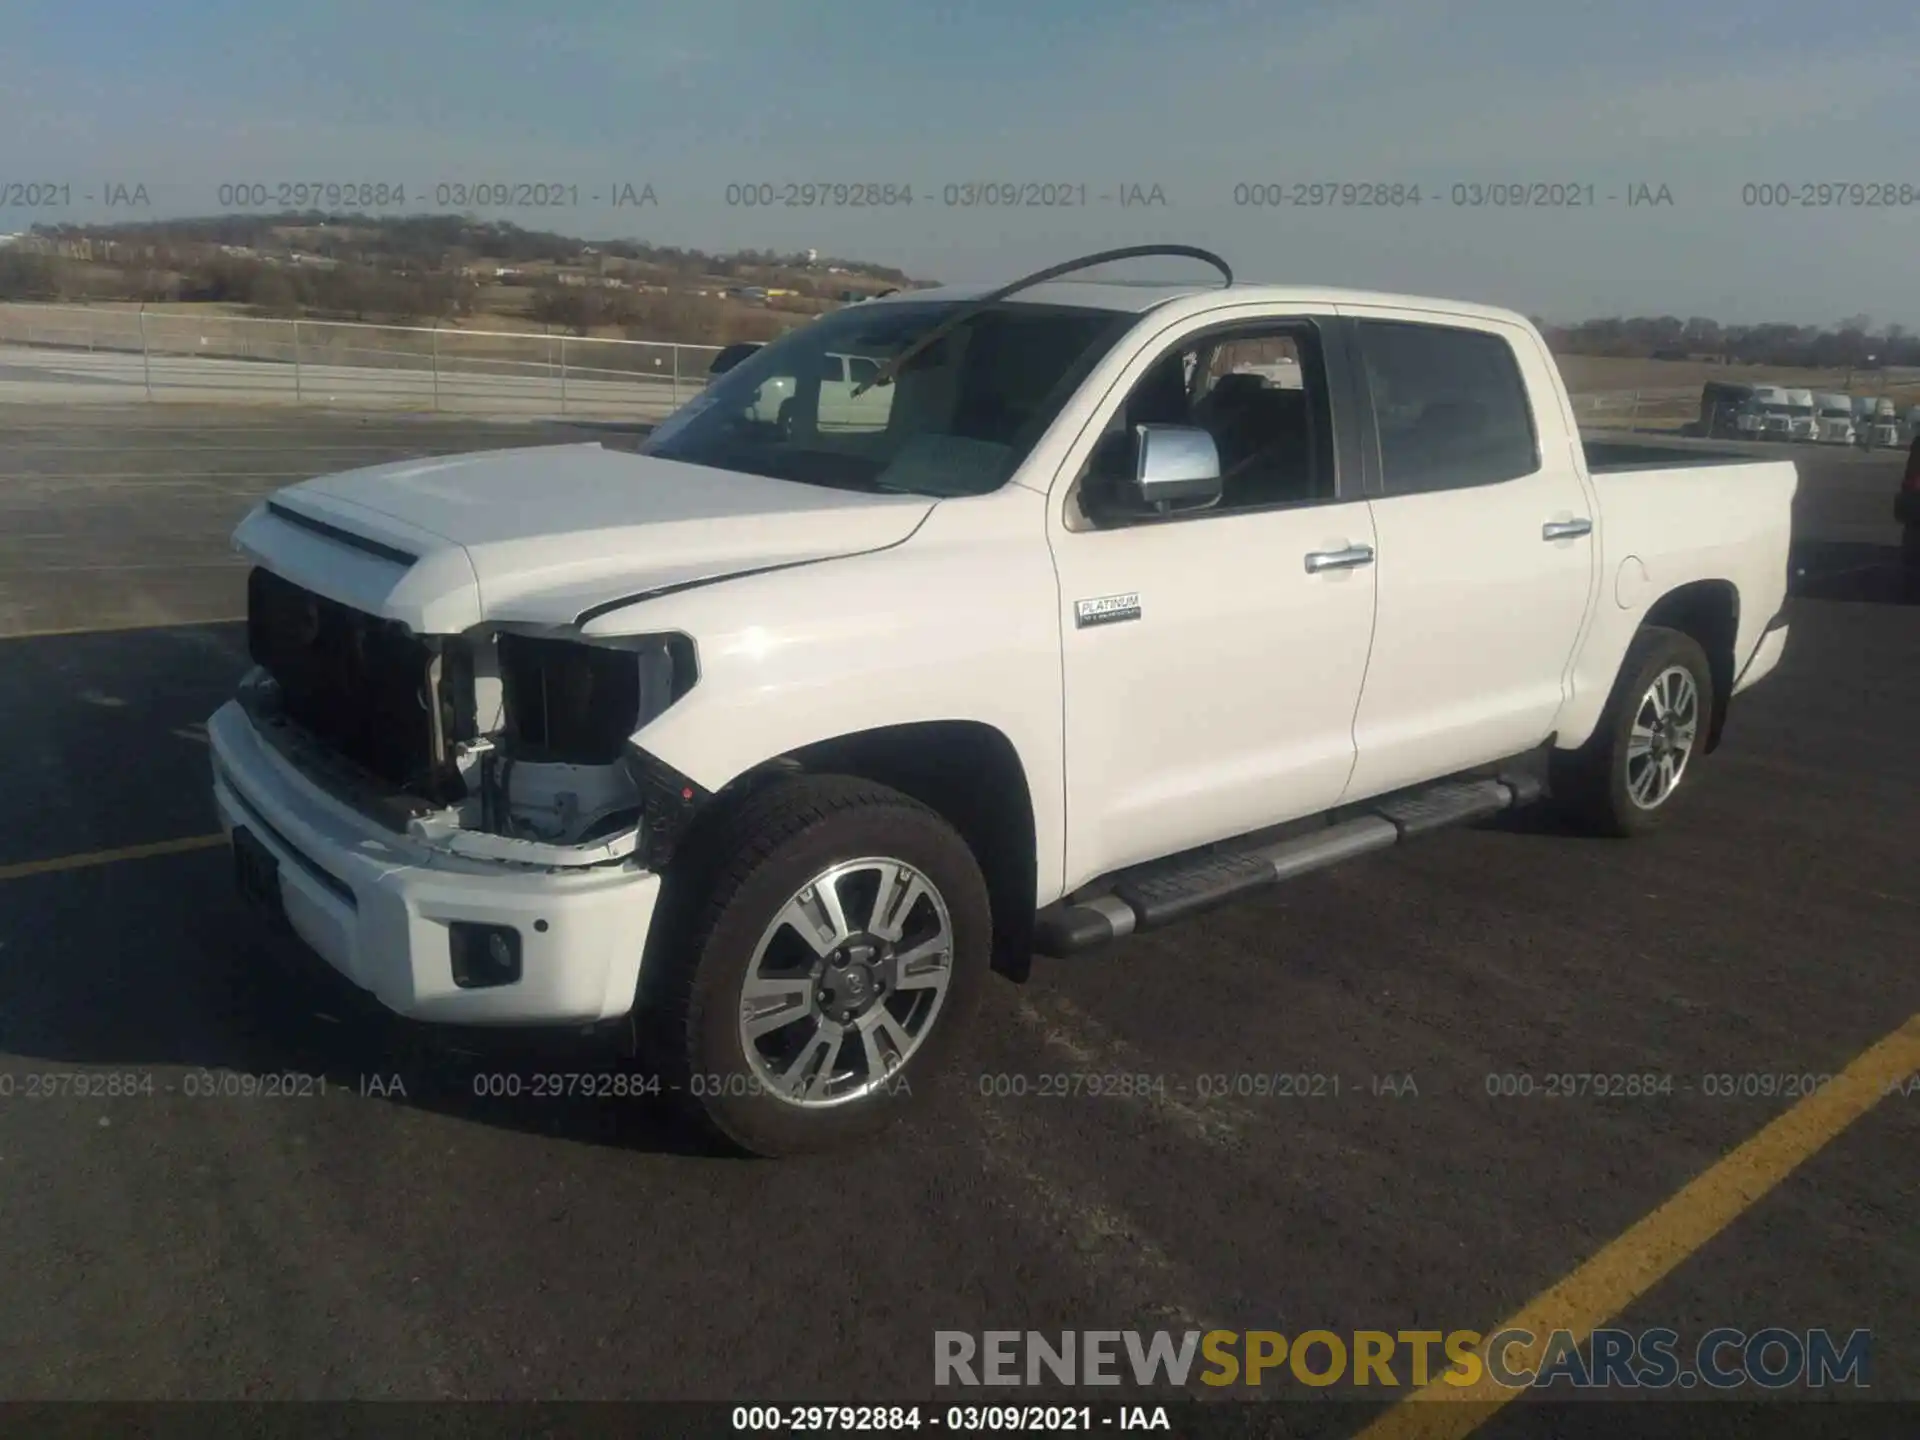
[1048, 312, 1380, 888]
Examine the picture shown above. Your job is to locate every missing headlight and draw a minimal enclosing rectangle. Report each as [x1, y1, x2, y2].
[496, 632, 694, 765]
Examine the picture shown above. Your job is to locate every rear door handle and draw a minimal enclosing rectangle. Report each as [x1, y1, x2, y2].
[1304, 544, 1375, 573]
[1543, 518, 1593, 540]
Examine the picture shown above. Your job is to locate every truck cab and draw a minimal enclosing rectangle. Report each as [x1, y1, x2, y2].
[1698, 381, 1754, 438]
[1814, 393, 1856, 445]
[1852, 395, 1879, 446]
[1869, 398, 1901, 448]
[740, 351, 895, 433]
[1784, 388, 1818, 442]
[1748, 386, 1794, 440]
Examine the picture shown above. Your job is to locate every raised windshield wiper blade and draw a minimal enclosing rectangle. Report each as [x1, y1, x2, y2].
[848, 243, 1233, 398]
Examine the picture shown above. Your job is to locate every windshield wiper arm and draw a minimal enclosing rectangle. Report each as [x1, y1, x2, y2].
[848, 243, 1232, 398]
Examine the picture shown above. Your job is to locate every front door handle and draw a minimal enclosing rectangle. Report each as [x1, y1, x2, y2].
[1543, 518, 1593, 540]
[1304, 544, 1375, 573]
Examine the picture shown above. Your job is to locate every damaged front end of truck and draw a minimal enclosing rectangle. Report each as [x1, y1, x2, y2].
[239, 565, 710, 877]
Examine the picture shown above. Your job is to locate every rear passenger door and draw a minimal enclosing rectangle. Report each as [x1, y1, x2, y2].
[1342, 313, 1596, 800]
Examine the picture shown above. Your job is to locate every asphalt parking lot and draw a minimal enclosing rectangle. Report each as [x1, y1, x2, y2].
[0, 405, 1915, 1433]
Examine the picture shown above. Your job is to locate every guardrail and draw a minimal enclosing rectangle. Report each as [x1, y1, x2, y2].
[0, 303, 723, 419]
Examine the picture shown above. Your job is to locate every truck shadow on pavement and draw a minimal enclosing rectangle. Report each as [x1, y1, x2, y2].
[0, 849, 738, 1157]
[1788, 539, 1919, 605]
[0, 624, 738, 1158]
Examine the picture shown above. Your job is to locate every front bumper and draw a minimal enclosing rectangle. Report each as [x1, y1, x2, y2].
[208, 701, 662, 1026]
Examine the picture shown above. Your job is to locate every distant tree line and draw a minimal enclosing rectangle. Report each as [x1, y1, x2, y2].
[1539, 313, 1916, 369]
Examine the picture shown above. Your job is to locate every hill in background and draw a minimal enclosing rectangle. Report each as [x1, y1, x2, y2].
[0, 213, 926, 346]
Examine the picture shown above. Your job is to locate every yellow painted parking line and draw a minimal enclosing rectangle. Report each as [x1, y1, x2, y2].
[0, 832, 227, 883]
[1357, 1010, 1920, 1440]
[0, 616, 245, 641]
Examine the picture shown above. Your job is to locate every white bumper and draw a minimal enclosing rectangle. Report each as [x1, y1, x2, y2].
[207, 701, 662, 1026]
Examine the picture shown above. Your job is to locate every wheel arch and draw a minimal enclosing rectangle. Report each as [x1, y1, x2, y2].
[662, 720, 1040, 983]
[1640, 579, 1739, 752]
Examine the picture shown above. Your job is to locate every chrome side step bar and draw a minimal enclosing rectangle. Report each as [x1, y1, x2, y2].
[1033, 772, 1544, 956]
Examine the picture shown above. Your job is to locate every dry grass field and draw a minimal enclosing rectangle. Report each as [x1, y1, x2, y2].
[1553, 352, 1920, 406]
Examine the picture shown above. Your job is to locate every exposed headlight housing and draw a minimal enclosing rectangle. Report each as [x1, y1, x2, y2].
[496, 631, 697, 764]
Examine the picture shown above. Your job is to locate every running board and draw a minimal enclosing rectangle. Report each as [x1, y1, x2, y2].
[1033, 772, 1543, 956]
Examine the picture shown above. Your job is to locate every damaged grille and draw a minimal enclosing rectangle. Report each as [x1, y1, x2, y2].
[246, 567, 471, 798]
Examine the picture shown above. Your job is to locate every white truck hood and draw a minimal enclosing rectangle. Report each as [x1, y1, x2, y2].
[232, 442, 935, 633]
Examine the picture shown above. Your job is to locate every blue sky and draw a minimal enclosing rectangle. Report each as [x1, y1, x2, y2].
[4, 0, 1919, 324]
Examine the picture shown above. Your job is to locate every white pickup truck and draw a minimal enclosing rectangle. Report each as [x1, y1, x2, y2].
[208, 246, 1796, 1156]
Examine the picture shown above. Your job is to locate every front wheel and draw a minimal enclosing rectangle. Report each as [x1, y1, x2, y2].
[1550, 626, 1715, 837]
[642, 774, 991, 1156]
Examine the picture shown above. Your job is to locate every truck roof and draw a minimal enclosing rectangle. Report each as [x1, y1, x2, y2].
[872, 279, 1535, 328]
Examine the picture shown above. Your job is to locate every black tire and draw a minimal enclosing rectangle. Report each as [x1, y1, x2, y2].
[1549, 626, 1716, 838]
[639, 774, 991, 1157]
[1901, 524, 1920, 603]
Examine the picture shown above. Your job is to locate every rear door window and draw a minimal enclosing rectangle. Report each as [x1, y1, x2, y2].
[1356, 320, 1540, 495]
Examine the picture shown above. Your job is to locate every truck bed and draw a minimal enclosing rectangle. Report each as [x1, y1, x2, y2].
[1583, 438, 1763, 473]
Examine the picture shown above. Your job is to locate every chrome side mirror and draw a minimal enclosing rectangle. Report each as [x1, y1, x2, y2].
[1129, 423, 1222, 509]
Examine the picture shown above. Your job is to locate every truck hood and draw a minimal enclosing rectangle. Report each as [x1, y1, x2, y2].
[232, 443, 935, 633]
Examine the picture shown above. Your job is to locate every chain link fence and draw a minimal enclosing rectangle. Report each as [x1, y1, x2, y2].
[0, 303, 721, 420]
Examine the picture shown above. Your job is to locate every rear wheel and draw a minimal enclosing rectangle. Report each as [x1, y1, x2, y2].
[1901, 524, 1920, 602]
[642, 775, 991, 1156]
[1550, 626, 1715, 837]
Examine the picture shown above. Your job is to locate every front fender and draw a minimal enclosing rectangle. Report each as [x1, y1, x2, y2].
[604, 489, 1070, 904]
